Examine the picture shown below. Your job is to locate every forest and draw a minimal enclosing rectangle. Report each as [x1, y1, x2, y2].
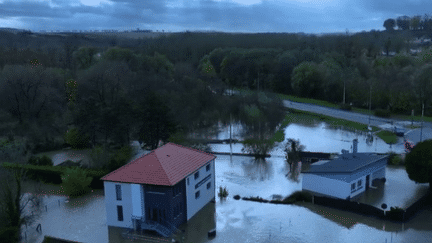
[1, 22, 432, 156]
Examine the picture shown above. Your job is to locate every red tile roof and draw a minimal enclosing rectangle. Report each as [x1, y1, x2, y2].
[101, 143, 216, 186]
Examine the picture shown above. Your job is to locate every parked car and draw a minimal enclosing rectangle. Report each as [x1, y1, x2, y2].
[393, 126, 406, 137]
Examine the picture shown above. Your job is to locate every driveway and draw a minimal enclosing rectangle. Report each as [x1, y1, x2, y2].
[282, 100, 432, 145]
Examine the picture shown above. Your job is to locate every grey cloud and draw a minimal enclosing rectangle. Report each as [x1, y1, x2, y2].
[2, 0, 426, 33]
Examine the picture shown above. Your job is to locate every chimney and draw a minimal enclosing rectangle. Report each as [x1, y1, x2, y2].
[353, 139, 358, 154]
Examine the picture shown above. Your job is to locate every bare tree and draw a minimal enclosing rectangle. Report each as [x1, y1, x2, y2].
[284, 138, 305, 173]
[0, 140, 39, 242]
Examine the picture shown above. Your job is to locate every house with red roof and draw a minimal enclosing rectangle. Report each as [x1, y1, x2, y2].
[101, 143, 216, 238]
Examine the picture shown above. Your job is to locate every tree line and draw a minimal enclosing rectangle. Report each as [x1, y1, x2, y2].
[384, 14, 432, 31]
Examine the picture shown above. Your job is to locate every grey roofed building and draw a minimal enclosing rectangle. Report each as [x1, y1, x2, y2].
[303, 153, 388, 174]
[302, 139, 389, 200]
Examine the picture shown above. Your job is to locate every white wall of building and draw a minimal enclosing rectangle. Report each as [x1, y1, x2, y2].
[104, 181, 133, 228]
[302, 174, 350, 199]
[348, 160, 387, 183]
[372, 167, 385, 181]
[185, 159, 215, 221]
[131, 183, 144, 219]
[350, 176, 366, 198]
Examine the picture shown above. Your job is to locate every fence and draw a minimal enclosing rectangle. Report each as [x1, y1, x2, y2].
[20, 196, 67, 242]
[313, 195, 385, 219]
[403, 192, 432, 221]
[312, 192, 432, 222]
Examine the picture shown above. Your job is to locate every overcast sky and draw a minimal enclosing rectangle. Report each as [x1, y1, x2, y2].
[0, 0, 430, 33]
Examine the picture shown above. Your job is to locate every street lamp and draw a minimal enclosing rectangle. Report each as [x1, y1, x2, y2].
[420, 102, 424, 142]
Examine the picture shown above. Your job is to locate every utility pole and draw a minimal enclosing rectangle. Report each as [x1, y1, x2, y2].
[420, 103, 424, 142]
[230, 113, 232, 160]
[343, 80, 346, 105]
[369, 84, 372, 126]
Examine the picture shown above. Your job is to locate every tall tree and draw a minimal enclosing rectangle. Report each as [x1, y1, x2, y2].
[383, 18, 396, 31]
[284, 138, 305, 173]
[0, 140, 37, 242]
[291, 61, 324, 99]
[137, 91, 176, 150]
[405, 139, 432, 188]
[396, 16, 411, 30]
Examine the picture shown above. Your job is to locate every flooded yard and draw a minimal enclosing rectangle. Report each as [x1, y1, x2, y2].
[19, 121, 432, 243]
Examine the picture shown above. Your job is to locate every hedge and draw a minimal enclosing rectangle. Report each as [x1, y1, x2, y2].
[1, 162, 108, 189]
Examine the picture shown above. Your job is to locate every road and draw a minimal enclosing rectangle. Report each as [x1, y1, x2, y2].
[282, 99, 432, 145]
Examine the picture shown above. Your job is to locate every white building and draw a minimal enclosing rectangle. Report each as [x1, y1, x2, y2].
[302, 139, 389, 200]
[101, 143, 216, 237]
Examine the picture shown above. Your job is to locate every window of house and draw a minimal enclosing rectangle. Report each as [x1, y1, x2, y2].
[207, 182, 211, 189]
[117, 205, 123, 221]
[195, 190, 200, 199]
[187, 178, 189, 185]
[195, 171, 199, 180]
[351, 183, 356, 191]
[116, 185, 122, 201]
[206, 164, 210, 172]
[358, 180, 362, 187]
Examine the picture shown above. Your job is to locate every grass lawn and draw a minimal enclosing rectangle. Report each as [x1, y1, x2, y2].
[375, 130, 398, 144]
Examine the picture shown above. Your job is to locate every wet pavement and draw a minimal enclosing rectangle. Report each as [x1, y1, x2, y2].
[20, 121, 432, 243]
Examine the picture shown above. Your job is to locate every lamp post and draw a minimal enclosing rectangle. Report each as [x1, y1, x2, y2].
[420, 102, 424, 142]
[369, 84, 372, 126]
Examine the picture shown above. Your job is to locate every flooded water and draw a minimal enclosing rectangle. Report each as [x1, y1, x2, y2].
[20, 121, 432, 243]
[35, 149, 92, 166]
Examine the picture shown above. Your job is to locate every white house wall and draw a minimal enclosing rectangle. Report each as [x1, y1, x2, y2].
[372, 167, 385, 181]
[131, 183, 144, 219]
[348, 160, 387, 183]
[185, 159, 215, 221]
[350, 176, 366, 198]
[104, 181, 133, 228]
[302, 174, 350, 199]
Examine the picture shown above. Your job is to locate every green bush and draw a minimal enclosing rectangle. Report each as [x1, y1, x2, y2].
[218, 186, 228, 198]
[283, 191, 312, 203]
[374, 109, 391, 118]
[339, 103, 352, 111]
[387, 152, 403, 165]
[106, 145, 133, 172]
[0, 226, 19, 243]
[90, 145, 110, 169]
[64, 127, 90, 149]
[28, 155, 53, 166]
[61, 167, 92, 198]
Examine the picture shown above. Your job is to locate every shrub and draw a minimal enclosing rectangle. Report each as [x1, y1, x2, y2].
[218, 186, 228, 198]
[64, 127, 90, 149]
[387, 152, 403, 165]
[0, 226, 19, 243]
[339, 103, 352, 111]
[233, 195, 241, 200]
[374, 109, 391, 118]
[61, 167, 92, 198]
[90, 145, 110, 169]
[283, 191, 312, 203]
[243, 196, 268, 203]
[106, 145, 133, 172]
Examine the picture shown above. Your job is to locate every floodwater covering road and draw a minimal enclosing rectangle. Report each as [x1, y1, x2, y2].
[283, 99, 432, 145]
[20, 120, 432, 243]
